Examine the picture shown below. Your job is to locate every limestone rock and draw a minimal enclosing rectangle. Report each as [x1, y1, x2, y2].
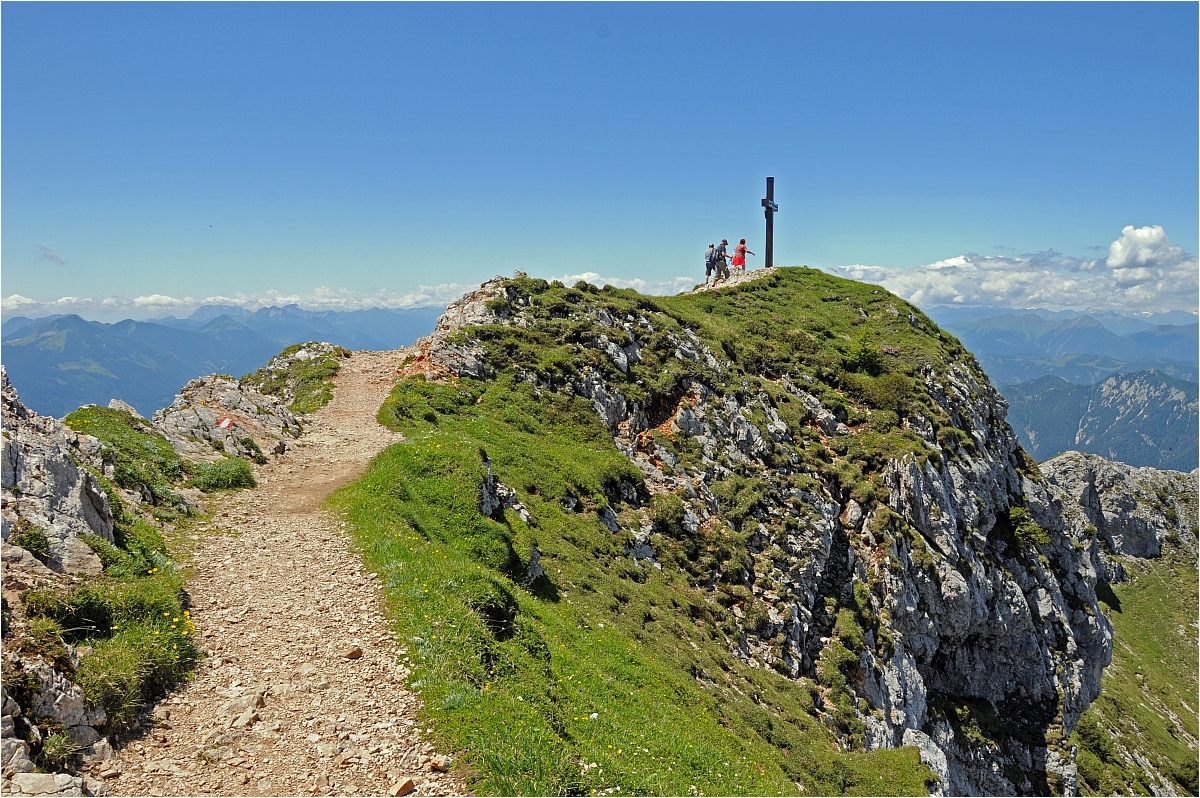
[1041, 450, 1198, 561]
[388, 778, 417, 796]
[151, 374, 300, 463]
[23, 656, 107, 741]
[479, 454, 531, 525]
[6, 772, 84, 796]
[1, 367, 111, 576]
[400, 278, 506, 381]
[106, 399, 143, 420]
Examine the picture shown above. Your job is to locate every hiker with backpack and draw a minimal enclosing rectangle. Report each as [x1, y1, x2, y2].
[713, 239, 731, 282]
[732, 239, 755, 274]
[704, 243, 716, 284]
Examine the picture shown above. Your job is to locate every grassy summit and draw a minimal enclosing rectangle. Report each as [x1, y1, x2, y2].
[332, 268, 993, 795]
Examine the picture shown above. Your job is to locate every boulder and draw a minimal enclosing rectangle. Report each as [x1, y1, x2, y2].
[151, 375, 300, 463]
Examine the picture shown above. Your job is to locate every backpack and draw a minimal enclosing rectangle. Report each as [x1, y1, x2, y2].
[705, 248, 715, 266]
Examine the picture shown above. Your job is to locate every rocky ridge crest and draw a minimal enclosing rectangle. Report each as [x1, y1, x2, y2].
[1041, 450, 1198, 569]
[408, 270, 1116, 795]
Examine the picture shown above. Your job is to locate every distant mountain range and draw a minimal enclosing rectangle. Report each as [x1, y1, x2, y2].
[1003, 370, 1198, 471]
[934, 312, 1197, 385]
[0, 304, 443, 418]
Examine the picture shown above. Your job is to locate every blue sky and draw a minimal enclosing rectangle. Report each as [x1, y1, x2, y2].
[3, 2, 1197, 319]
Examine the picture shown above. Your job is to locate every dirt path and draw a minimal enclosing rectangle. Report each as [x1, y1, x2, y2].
[108, 350, 469, 797]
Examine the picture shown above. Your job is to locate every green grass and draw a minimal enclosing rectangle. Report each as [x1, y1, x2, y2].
[1073, 546, 1199, 796]
[189, 456, 256, 491]
[20, 509, 199, 732]
[63, 405, 187, 508]
[330, 268, 1084, 794]
[242, 342, 350, 414]
[333, 372, 931, 796]
[9, 518, 51, 560]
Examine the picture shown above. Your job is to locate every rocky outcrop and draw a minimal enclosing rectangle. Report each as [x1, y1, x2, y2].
[1, 653, 116, 795]
[1040, 450, 1198, 563]
[399, 279, 506, 381]
[685, 266, 779, 294]
[423, 272, 1117, 795]
[241, 341, 350, 411]
[151, 375, 301, 463]
[1, 367, 112, 576]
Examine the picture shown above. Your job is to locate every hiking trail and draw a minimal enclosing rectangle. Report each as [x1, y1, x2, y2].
[109, 349, 469, 797]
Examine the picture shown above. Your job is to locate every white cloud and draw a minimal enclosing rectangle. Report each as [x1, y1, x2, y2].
[132, 294, 197, 308]
[1106, 224, 1188, 269]
[1, 294, 40, 311]
[1, 284, 473, 322]
[833, 225, 1198, 314]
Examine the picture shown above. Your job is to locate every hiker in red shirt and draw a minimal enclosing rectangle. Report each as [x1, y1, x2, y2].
[731, 239, 755, 273]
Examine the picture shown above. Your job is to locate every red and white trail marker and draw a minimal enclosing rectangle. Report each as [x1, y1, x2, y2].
[216, 417, 234, 430]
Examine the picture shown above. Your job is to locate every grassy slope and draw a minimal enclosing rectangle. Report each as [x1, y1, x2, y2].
[333, 378, 927, 796]
[64, 405, 255, 496]
[1074, 545, 1199, 795]
[330, 268, 1009, 795]
[64, 406, 188, 510]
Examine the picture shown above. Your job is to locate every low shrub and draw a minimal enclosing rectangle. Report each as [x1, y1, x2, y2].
[75, 616, 199, 732]
[650, 493, 685, 537]
[39, 733, 79, 768]
[22, 585, 113, 643]
[10, 519, 50, 561]
[190, 457, 256, 491]
[1009, 507, 1050, 547]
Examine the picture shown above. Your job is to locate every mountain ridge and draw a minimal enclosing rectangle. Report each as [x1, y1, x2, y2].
[1003, 370, 1198, 471]
[1, 305, 443, 417]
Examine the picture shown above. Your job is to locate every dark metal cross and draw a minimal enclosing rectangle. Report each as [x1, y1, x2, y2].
[762, 177, 778, 269]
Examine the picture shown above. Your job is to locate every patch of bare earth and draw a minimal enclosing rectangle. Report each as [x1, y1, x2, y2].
[108, 350, 469, 798]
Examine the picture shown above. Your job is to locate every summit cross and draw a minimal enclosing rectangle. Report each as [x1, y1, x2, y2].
[762, 177, 778, 269]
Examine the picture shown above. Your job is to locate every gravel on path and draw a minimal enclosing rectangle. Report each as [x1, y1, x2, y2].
[106, 349, 470, 798]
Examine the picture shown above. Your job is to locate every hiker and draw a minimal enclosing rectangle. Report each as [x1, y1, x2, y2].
[704, 243, 716, 284]
[713, 239, 731, 282]
[732, 239, 755, 274]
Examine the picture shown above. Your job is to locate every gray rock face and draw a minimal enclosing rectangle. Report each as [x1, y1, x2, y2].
[25, 656, 107, 733]
[400, 278, 505, 382]
[151, 374, 300, 463]
[1, 367, 112, 576]
[479, 455, 531, 526]
[106, 399, 143, 419]
[1040, 450, 1198, 561]
[1, 659, 114, 793]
